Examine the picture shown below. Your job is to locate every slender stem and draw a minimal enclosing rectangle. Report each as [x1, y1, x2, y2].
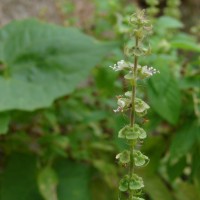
[129, 37, 139, 200]
[130, 38, 139, 127]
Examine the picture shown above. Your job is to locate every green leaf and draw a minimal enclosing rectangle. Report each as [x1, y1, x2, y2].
[171, 40, 200, 52]
[143, 174, 174, 200]
[148, 77, 181, 124]
[38, 167, 58, 200]
[155, 16, 183, 33]
[147, 56, 181, 124]
[167, 156, 187, 181]
[169, 122, 199, 162]
[54, 159, 91, 200]
[0, 112, 10, 134]
[0, 19, 112, 111]
[0, 153, 42, 200]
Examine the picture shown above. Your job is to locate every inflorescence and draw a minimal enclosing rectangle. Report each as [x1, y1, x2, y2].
[109, 10, 159, 200]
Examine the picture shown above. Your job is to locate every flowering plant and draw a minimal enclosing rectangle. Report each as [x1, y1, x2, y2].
[109, 10, 159, 200]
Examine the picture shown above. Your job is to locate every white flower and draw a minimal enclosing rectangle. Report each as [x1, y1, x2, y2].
[142, 66, 160, 76]
[113, 97, 131, 113]
[118, 99, 126, 108]
[113, 108, 121, 113]
[109, 60, 130, 71]
[137, 65, 160, 79]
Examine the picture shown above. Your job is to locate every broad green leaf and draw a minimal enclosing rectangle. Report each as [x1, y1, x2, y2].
[147, 55, 181, 124]
[155, 16, 183, 35]
[147, 55, 171, 94]
[171, 40, 200, 52]
[143, 174, 174, 200]
[0, 19, 112, 111]
[38, 167, 58, 200]
[173, 33, 196, 43]
[148, 77, 181, 124]
[139, 137, 174, 200]
[171, 31, 200, 52]
[167, 156, 187, 181]
[54, 159, 91, 200]
[169, 122, 199, 162]
[0, 153, 42, 200]
[155, 16, 183, 29]
[0, 112, 10, 134]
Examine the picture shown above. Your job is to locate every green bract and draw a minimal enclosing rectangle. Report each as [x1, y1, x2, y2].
[119, 175, 129, 192]
[129, 174, 144, 190]
[133, 150, 149, 167]
[118, 124, 147, 140]
[116, 150, 130, 164]
[135, 98, 150, 113]
[130, 10, 150, 27]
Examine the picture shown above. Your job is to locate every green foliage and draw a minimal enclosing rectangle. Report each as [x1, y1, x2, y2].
[169, 121, 199, 162]
[0, 112, 10, 134]
[54, 159, 91, 200]
[0, 154, 42, 200]
[0, 19, 111, 111]
[0, 1, 199, 200]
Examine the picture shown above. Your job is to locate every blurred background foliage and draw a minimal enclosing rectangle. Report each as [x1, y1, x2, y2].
[0, 0, 200, 200]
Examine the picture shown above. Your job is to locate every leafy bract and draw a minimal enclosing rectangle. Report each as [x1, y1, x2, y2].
[0, 19, 112, 111]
